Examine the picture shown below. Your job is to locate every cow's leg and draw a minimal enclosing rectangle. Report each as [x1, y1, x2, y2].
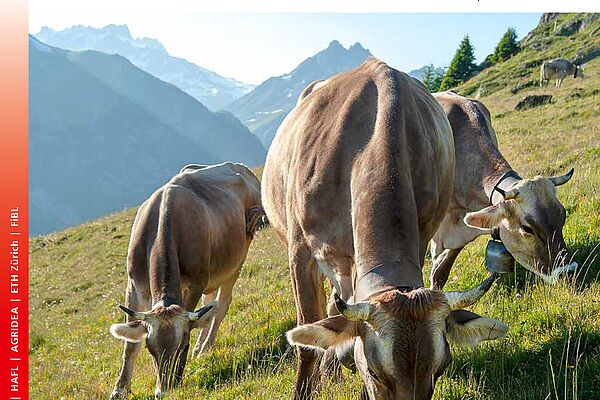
[290, 240, 326, 400]
[430, 245, 464, 290]
[110, 283, 147, 399]
[196, 271, 240, 355]
[180, 285, 204, 361]
[192, 290, 217, 358]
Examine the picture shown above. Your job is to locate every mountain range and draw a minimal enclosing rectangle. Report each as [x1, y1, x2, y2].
[35, 25, 254, 110]
[407, 65, 446, 81]
[29, 29, 445, 235]
[29, 35, 265, 236]
[225, 40, 372, 147]
[225, 41, 443, 148]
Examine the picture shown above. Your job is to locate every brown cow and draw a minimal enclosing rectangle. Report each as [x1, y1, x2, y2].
[262, 58, 508, 400]
[430, 91, 576, 289]
[109, 162, 264, 399]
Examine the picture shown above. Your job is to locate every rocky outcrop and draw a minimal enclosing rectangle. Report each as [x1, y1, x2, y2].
[540, 13, 561, 24]
[573, 47, 600, 65]
[515, 95, 553, 111]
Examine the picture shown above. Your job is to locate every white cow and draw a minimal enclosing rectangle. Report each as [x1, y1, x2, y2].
[540, 58, 584, 88]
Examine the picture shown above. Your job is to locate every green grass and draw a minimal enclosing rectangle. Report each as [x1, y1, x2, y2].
[30, 15, 600, 400]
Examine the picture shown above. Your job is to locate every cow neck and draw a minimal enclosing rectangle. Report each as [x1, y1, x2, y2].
[487, 169, 522, 206]
[354, 262, 424, 301]
[149, 261, 184, 307]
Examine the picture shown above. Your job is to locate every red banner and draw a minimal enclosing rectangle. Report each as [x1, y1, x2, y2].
[0, 0, 28, 398]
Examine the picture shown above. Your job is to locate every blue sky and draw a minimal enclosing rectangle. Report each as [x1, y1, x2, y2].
[29, 7, 540, 84]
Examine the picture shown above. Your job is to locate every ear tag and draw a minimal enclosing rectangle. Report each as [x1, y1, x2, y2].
[485, 239, 515, 274]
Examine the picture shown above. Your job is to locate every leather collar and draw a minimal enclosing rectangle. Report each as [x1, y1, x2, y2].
[490, 170, 521, 205]
[491, 226, 501, 241]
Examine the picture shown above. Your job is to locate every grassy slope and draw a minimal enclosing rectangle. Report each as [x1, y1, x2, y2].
[30, 15, 600, 400]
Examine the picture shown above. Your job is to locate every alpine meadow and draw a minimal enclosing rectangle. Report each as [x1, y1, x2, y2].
[29, 13, 599, 400]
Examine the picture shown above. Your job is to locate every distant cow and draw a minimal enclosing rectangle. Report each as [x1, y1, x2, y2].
[430, 91, 577, 289]
[109, 162, 264, 399]
[540, 58, 583, 88]
[263, 58, 507, 400]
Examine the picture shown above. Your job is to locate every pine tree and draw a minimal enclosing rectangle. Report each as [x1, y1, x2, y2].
[433, 67, 445, 92]
[422, 65, 438, 92]
[422, 65, 445, 93]
[492, 27, 519, 63]
[439, 35, 476, 91]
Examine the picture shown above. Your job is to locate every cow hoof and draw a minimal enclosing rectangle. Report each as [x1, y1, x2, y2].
[109, 389, 128, 400]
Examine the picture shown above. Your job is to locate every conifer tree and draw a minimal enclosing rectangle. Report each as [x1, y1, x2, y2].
[440, 35, 476, 91]
[492, 27, 519, 63]
[422, 64, 441, 92]
[422, 65, 445, 93]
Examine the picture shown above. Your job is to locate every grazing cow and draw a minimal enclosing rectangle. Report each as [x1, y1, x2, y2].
[430, 91, 577, 289]
[262, 58, 508, 400]
[540, 58, 584, 88]
[109, 162, 264, 399]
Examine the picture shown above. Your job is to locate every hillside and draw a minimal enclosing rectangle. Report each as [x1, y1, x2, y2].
[35, 25, 254, 110]
[29, 16, 600, 400]
[29, 36, 265, 235]
[226, 40, 371, 147]
[457, 13, 600, 97]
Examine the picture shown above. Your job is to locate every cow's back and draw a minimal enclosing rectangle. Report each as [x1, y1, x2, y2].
[542, 58, 574, 79]
[433, 91, 508, 198]
[263, 58, 454, 274]
[129, 163, 261, 295]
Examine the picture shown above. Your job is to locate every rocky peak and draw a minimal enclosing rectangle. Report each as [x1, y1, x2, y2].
[103, 24, 132, 38]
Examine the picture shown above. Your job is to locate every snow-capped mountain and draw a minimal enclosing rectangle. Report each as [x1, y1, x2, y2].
[29, 35, 265, 235]
[35, 24, 254, 110]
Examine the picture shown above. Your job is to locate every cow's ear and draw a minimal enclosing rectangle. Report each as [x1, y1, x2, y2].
[110, 320, 148, 343]
[464, 204, 507, 230]
[286, 315, 360, 350]
[446, 309, 508, 347]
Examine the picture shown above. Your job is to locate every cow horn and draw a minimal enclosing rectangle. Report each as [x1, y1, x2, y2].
[334, 293, 374, 321]
[444, 273, 498, 310]
[118, 305, 147, 320]
[496, 187, 519, 200]
[189, 301, 218, 321]
[549, 168, 574, 187]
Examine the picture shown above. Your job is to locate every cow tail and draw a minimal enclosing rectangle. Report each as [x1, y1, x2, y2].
[246, 205, 268, 236]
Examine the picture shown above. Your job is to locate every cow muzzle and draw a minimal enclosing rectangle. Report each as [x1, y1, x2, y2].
[544, 261, 579, 284]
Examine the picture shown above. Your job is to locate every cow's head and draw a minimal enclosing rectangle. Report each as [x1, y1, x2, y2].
[287, 274, 507, 400]
[465, 169, 576, 283]
[110, 302, 217, 398]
